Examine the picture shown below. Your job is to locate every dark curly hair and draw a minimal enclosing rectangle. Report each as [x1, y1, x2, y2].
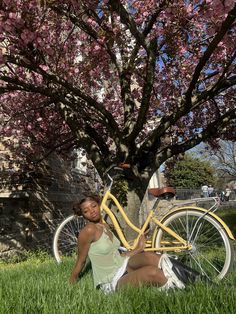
[72, 195, 101, 216]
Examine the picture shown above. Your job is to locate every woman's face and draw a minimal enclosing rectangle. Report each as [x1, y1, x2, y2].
[80, 199, 101, 223]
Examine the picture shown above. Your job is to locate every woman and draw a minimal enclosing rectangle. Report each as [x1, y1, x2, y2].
[69, 195, 185, 293]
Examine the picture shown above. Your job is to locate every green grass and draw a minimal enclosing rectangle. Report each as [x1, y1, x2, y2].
[1, 207, 236, 314]
[217, 207, 236, 238]
[1, 255, 236, 314]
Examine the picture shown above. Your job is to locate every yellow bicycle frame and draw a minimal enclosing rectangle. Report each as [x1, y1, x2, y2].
[100, 189, 192, 252]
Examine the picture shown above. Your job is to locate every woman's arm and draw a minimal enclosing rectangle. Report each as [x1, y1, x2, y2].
[121, 234, 146, 257]
[69, 225, 95, 283]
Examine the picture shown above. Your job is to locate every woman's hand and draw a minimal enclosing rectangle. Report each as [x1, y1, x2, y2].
[121, 233, 146, 257]
[69, 273, 78, 284]
[135, 234, 146, 252]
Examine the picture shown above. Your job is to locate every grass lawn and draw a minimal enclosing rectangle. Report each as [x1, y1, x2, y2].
[1, 257, 236, 314]
[0, 207, 236, 314]
[217, 207, 236, 238]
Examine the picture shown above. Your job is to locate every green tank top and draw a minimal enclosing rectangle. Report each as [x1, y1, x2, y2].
[88, 229, 126, 287]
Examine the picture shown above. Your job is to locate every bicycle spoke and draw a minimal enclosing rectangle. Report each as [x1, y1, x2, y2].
[196, 251, 222, 275]
[188, 252, 210, 278]
[155, 208, 233, 281]
[53, 215, 86, 262]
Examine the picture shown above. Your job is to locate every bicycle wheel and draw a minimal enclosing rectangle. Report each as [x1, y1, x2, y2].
[53, 215, 86, 263]
[154, 208, 234, 281]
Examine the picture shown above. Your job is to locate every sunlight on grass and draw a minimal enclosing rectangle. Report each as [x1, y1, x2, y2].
[1, 253, 236, 314]
[1, 207, 235, 313]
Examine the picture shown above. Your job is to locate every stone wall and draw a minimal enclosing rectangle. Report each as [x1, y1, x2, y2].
[0, 153, 101, 260]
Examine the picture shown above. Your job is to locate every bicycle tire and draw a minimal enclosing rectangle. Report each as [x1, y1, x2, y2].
[53, 215, 86, 263]
[154, 208, 234, 281]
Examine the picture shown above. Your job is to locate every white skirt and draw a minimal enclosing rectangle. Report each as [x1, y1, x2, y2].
[98, 257, 129, 294]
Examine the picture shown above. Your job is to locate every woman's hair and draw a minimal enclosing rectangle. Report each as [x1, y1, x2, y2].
[72, 195, 101, 216]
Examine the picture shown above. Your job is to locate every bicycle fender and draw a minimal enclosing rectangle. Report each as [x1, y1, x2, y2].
[158, 206, 235, 241]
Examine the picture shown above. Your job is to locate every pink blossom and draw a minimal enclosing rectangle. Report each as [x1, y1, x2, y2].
[20, 30, 35, 45]
[39, 65, 49, 71]
[94, 45, 100, 51]
[186, 4, 193, 14]
[3, 0, 11, 5]
[0, 0, 235, 178]
[9, 12, 18, 19]
[3, 21, 13, 32]
[180, 46, 187, 54]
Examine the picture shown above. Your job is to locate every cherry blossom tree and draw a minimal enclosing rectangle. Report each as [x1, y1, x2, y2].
[1, 1, 236, 219]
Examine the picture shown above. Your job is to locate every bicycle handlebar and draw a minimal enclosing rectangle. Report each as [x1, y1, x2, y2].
[117, 163, 131, 169]
[103, 163, 131, 176]
[103, 163, 131, 190]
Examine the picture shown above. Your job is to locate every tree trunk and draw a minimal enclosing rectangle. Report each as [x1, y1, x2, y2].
[98, 166, 149, 241]
[124, 189, 142, 240]
[117, 176, 147, 241]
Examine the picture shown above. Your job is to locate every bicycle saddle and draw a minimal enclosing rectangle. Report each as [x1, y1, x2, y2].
[148, 187, 176, 199]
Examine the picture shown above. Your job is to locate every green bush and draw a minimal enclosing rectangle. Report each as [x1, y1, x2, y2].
[165, 154, 217, 188]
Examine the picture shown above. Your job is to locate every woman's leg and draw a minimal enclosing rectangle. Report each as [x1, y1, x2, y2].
[117, 265, 167, 289]
[127, 252, 161, 271]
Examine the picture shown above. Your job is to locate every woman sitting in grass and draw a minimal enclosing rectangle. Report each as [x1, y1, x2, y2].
[70, 195, 196, 294]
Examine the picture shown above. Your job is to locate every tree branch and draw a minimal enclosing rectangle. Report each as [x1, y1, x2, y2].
[50, 3, 121, 75]
[156, 108, 236, 166]
[185, 3, 236, 103]
[1, 56, 122, 139]
[139, 69, 236, 155]
[193, 74, 236, 106]
[84, 124, 110, 157]
[33, 135, 77, 164]
[108, 0, 147, 49]
[125, 38, 158, 141]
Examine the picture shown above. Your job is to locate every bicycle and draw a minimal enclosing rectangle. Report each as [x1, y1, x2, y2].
[53, 164, 235, 281]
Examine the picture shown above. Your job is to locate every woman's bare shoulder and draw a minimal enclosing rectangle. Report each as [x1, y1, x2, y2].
[79, 223, 97, 239]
